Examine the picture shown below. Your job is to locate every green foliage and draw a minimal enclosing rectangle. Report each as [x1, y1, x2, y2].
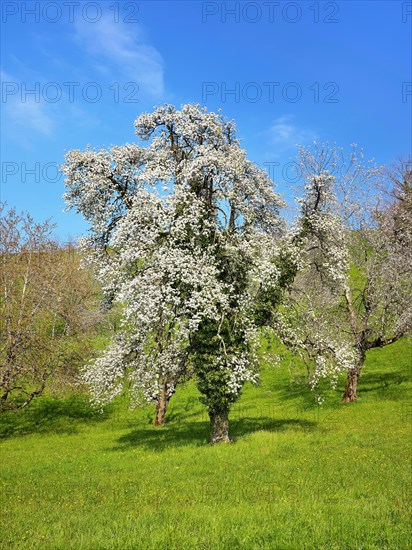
[1, 338, 411, 549]
[192, 318, 248, 415]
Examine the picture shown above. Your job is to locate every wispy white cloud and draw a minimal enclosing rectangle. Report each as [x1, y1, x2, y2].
[74, 16, 164, 98]
[267, 115, 317, 151]
[2, 70, 54, 140]
[1, 70, 14, 82]
[11, 99, 54, 136]
[1, 69, 101, 148]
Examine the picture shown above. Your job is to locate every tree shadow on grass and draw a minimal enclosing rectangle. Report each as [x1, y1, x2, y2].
[112, 416, 318, 452]
[231, 417, 317, 440]
[0, 396, 107, 439]
[357, 370, 411, 400]
[267, 380, 323, 411]
[268, 371, 412, 425]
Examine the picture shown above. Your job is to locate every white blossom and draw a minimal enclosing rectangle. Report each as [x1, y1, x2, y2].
[63, 104, 289, 411]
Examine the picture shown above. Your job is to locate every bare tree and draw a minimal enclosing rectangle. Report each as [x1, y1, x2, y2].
[0, 204, 103, 410]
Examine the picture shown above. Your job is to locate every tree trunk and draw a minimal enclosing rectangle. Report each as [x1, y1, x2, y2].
[342, 367, 361, 402]
[209, 410, 231, 444]
[154, 386, 168, 427]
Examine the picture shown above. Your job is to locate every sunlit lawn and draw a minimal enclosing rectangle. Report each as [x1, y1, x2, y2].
[1, 339, 411, 549]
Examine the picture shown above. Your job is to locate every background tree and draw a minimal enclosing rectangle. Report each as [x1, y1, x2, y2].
[382, 156, 412, 245]
[63, 103, 298, 442]
[49, 243, 108, 393]
[275, 145, 412, 402]
[0, 204, 102, 410]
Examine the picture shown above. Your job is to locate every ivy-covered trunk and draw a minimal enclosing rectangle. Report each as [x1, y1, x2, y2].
[154, 384, 169, 426]
[342, 366, 361, 402]
[209, 410, 231, 444]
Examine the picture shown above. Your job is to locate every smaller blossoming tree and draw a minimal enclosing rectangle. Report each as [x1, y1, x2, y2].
[275, 145, 412, 402]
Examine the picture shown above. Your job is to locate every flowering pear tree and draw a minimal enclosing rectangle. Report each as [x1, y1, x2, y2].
[63, 104, 297, 442]
[276, 145, 412, 402]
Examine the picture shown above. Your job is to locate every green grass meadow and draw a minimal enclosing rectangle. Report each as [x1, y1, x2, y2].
[1, 339, 411, 549]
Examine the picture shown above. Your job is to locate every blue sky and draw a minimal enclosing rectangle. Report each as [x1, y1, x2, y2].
[1, 0, 411, 239]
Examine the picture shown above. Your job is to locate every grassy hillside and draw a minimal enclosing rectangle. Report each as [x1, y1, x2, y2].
[1, 339, 411, 549]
